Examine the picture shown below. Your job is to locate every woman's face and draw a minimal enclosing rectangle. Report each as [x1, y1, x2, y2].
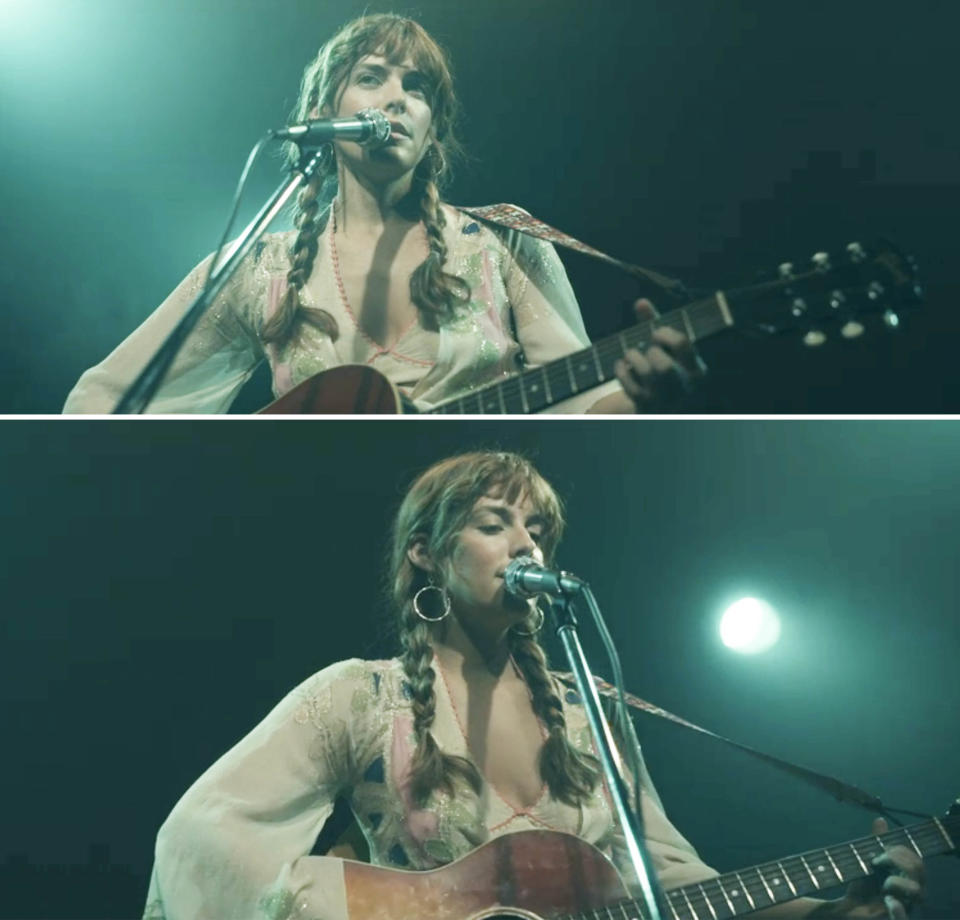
[331, 52, 435, 179]
[442, 492, 546, 628]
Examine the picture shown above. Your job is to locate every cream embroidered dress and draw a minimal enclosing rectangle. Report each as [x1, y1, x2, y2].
[64, 206, 619, 414]
[142, 658, 716, 920]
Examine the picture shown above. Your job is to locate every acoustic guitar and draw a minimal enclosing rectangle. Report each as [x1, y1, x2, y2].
[338, 805, 957, 919]
[259, 240, 921, 414]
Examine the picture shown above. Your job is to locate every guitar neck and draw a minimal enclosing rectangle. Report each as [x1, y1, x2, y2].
[429, 293, 735, 414]
[599, 814, 958, 920]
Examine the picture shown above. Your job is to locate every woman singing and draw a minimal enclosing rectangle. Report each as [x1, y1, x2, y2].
[64, 14, 701, 414]
[143, 451, 923, 919]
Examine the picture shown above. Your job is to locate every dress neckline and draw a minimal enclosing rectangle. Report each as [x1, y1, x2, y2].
[432, 651, 549, 816]
[328, 208, 426, 357]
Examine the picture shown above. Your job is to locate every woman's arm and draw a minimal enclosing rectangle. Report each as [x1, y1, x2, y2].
[64, 249, 264, 414]
[498, 225, 623, 414]
[143, 659, 377, 920]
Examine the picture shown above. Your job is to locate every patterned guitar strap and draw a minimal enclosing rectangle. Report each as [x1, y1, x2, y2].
[554, 671, 927, 822]
[456, 203, 690, 301]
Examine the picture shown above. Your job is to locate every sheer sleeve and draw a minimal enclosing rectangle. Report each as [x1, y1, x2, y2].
[610, 785, 719, 891]
[63, 250, 264, 414]
[585, 691, 718, 890]
[499, 226, 621, 414]
[142, 659, 378, 920]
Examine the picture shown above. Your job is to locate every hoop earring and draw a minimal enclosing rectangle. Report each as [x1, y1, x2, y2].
[413, 584, 451, 623]
[512, 604, 545, 637]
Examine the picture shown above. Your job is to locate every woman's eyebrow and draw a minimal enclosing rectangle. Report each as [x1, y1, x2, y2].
[474, 503, 546, 528]
[356, 60, 425, 78]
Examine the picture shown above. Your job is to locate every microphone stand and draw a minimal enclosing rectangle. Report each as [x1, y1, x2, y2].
[112, 148, 325, 414]
[551, 585, 665, 920]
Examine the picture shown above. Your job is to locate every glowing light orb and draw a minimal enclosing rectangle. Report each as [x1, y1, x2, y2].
[719, 597, 781, 654]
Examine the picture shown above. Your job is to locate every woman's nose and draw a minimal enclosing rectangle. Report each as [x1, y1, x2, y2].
[382, 80, 408, 113]
[511, 532, 538, 559]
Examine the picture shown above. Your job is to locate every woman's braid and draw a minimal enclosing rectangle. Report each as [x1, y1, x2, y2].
[408, 168, 470, 329]
[509, 631, 600, 806]
[400, 601, 481, 807]
[261, 172, 339, 345]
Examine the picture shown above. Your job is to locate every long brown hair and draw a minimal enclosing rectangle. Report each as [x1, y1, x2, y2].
[388, 451, 600, 808]
[262, 14, 470, 347]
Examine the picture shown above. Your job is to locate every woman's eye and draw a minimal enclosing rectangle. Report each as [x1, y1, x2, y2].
[404, 78, 429, 98]
[479, 524, 502, 534]
[357, 73, 380, 85]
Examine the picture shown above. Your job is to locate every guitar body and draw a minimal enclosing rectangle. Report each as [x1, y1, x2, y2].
[258, 366, 408, 414]
[341, 830, 627, 920]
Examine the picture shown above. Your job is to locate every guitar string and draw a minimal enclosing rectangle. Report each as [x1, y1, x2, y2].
[438, 264, 901, 413]
[440, 303, 719, 413]
[604, 821, 952, 920]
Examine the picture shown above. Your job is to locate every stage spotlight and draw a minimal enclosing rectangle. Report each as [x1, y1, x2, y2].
[719, 597, 781, 654]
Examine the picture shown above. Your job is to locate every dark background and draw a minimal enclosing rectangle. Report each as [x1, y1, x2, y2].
[1, 419, 959, 917]
[0, 0, 958, 414]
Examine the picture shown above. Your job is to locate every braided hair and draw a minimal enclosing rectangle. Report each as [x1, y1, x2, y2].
[388, 452, 601, 808]
[262, 14, 469, 347]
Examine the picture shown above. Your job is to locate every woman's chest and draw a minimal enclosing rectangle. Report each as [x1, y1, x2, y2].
[443, 674, 547, 811]
[331, 229, 427, 349]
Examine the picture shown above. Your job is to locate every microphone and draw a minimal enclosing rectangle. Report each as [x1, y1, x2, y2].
[503, 556, 586, 599]
[273, 107, 391, 148]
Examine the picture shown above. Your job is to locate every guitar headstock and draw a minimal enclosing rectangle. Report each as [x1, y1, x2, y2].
[735, 239, 923, 345]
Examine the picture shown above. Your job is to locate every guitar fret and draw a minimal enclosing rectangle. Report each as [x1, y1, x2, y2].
[755, 866, 775, 902]
[733, 872, 755, 910]
[591, 346, 603, 383]
[714, 878, 736, 915]
[497, 383, 506, 414]
[697, 883, 718, 920]
[715, 290, 734, 326]
[665, 894, 680, 920]
[517, 374, 530, 413]
[565, 355, 579, 393]
[902, 827, 923, 858]
[776, 860, 798, 897]
[542, 366, 553, 404]
[680, 307, 695, 343]
[679, 885, 700, 920]
[849, 842, 869, 874]
[933, 816, 956, 849]
[798, 854, 821, 889]
[618, 332, 629, 357]
[825, 849, 844, 883]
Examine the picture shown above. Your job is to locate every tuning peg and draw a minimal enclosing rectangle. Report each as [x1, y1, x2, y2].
[803, 330, 827, 347]
[883, 309, 900, 329]
[867, 281, 886, 301]
[791, 296, 808, 318]
[846, 242, 867, 264]
[811, 252, 831, 272]
[841, 321, 865, 339]
[829, 290, 847, 311]
[778, 262, 795, 281]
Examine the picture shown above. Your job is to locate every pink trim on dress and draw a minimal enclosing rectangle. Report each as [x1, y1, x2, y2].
[264, 276, 294, 395]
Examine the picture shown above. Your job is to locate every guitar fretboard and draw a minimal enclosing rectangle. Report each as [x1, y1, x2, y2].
[429, 294, 733, 415]
[571, 813, 957, 920]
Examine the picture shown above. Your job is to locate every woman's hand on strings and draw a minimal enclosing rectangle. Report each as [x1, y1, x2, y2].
[588, 298, 707, 413]
[822, 818, 925, 919]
